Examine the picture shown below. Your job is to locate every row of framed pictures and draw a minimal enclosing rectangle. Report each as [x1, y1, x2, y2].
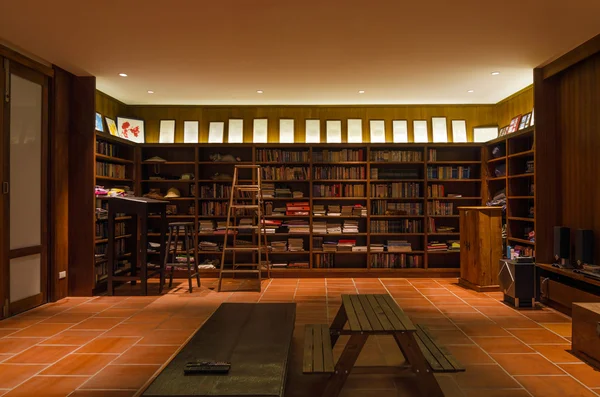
[95, 113, 146, 143]
[498, 110, 534, 137]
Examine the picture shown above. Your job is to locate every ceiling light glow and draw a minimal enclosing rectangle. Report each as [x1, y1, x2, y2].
[256, 90, 263, 94]
[358, 90, 365, 94]
[147, 90, 154, 94]
[491, 71, 500, 75]
[467, 90, 474, 93]
[119, 73, 128, 77]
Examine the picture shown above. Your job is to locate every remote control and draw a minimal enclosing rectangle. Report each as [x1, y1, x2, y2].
[184, 361, 231, 375]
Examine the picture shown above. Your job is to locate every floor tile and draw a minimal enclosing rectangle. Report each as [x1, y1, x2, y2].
[81, 364, 161, 390]
[558, 363, 600, 388]
[488, 316, 543, 329]
[445, 345, 494, 365]
[516, 375, 598, 397]
[452, 364, 521, 389]
[94, 308, 139, 318]
[472, 337, 534, 354]
[69, 391, 137, 397]
[0, 364, 47, 389]
[41, 354, 118, 376]
[458, 323, 511, 337]
[8, 323, 72, 338]
[41, 331, 104, 346]
[0, 317, 46, 329]
[428, 329, 473, 345]
[0, 338, 45, 354]
[41, 313, 94, 324]
[491, 353, 565, 375]
[138, 329, 194, 345]
[112, 345, 178, 365]
[3, 375, 88, 397]
[529, 344, 579, 363]
[71, 318, 123, 331]
[77, 337, 140, 354]
[102, 323, 154, 337]
[462, 390, 531, 397]
[521, 311, 571, 323]
[540, 323, 572, 337]
[6, 345, 78, 364]
[508, 329, 568, 344]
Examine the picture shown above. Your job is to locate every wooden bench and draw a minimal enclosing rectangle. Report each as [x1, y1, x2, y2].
[142, 303, 296, 397]
[302, 294, 464, 397]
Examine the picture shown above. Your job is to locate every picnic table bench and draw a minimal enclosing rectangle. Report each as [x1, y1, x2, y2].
[304, 294, 464, 397]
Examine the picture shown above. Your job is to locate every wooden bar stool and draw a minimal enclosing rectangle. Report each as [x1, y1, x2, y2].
[164, 222, 200, 293]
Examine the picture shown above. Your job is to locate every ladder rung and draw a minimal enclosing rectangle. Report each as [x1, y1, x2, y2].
[234, 165, 261, 169]
[224, 225, 259, 229]
[235, 185, 260, 189]
[232, 263, 261, 267]
[220, 269, 260, 274]
[224, 247, 264, 251]
[230, 205, 259, 209]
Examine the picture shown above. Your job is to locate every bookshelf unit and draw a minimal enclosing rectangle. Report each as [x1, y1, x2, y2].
[484, 126, 535, 257]
[94, 133, 138, 289]
[132, 143, 484, 278]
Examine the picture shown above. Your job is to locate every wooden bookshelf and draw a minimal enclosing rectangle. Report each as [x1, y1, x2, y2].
[483, 126, 535, 257]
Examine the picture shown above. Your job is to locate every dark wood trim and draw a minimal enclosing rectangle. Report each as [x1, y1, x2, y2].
[541, 34, 600, 79]
[0, 44, 54, 78]
[0, 56, 7, 319]
[96, 90, 128, 109]
[9, 293, 44, 316]
[8, 246, 42, 260]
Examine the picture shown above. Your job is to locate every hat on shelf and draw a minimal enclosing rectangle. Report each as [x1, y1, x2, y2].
[180, 173, 194, 180]
[144, 188, 164, 200]
[146, 156, 167, 162]
[165, 187, 181, 198]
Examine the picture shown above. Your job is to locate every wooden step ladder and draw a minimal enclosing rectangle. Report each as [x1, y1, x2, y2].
[217, 165, 270, 292]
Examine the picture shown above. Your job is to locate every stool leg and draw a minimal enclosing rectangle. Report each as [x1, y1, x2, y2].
[185, 227, 193, 293]
[165, 227, 174, 289]
[191, 224, 200, 287]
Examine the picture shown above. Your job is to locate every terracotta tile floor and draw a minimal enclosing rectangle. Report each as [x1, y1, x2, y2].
[0, 277, 597, 397]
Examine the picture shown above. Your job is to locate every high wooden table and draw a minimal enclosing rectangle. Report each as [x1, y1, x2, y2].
[304, 294, 464, 397]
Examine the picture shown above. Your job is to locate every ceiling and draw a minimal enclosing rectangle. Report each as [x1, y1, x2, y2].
[1, 0, 599, 105]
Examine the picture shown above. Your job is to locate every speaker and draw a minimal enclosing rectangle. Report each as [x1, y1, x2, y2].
[553, 226, 570, 261]
[575, 229, 594, 266]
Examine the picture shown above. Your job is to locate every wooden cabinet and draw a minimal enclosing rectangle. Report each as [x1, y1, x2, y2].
[572, 303, 600, 364]
[458, 207, 503, 292]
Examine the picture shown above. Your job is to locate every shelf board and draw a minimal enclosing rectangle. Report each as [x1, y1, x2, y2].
[506, 127, 534, 140]
[197, 161, 254, 165]
[312, 215, 366, 219]
[314, 179, 366, 183]
[370, 233, 424, 236]
[312, 251, 367, 255]
[95, 176, 133, 182]
[313, 233, 367, 236]
[428, 233, 460, 236]
[264, 197, 309, 201]
[508, 150, 534, 158]
[162, 197, 196, 201]
[508, 217, 535, 223]
[370, 215, 424, 218]
[197, 179, 250, 183]
[508, 173, 534, 179]
[95, 154, 134, 164]
[370, 161, 424, 165]
[507, 237, 535, 245]
[371, 197, 424, 200]
[257, 161, 310, 165]
[263, 180, 310, 183]
[371, 179, 424, 182]
[95, 239, 108, 244]
[487, 176, 507, 181]
[487, 156, 506, 164]
[427, 179, 481, 182]
[536, 263, 600, 289]
[428, 161, 481, 165]
[312, 161, 367, 165]
[268, 251, 311, 255]
[313, 197, 368, 200]
[427, 250, 460, 254]
[426, 197, 482, 200]
[428, 215, 459, 218]
[508, 196, 534, 199]
[94, 234, 133, 244]
[95, 216, 133, 222]
[371, 250, 425, 254]
[141, 179, 196, 183]
[265, 215, 310, 218]
[148, 215, 196, 219]
[198, 198, 252, 201]
[142, 161, 195, 165]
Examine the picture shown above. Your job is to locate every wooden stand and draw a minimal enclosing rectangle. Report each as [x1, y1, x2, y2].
[458, 206, 503, 292]
[572, 303, 600, 367]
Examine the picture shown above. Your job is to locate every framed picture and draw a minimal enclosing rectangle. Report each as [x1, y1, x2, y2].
[507, 115, 522, 134]
[208, 121, 225, 143]
[473, 126, 499, 142]
[279, 119, 294, 143]
[117, 117, 145, 143]
[432, 117, 448, 143]
[498, 126, 509, 137]
[253, 119, 268, 143]
[184, 121, 199, 143]
[326, 120, 342, 143]
[228, 119, 243, 143]
[413, 120, 428, 143]
[95, 113, 104, 132]
[159, 120, 175, 143]
[451, 120, 467, 142]
[105, 117, 118, 136]
[347, 119, 363, 143]
[369, 120, 385, 143]
[519, 112, 532, 130]
[305, 119, 320, 143]
[392, 120, 408, 143]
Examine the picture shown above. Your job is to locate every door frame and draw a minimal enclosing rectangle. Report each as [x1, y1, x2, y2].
[1, 60, 50, 316]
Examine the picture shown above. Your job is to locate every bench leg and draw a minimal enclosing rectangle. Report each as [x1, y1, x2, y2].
[329, 305, 347, 346]
[393, 331, 444, 397]
[321, 334, 368, 397]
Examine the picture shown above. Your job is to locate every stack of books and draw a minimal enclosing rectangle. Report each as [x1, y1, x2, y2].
[313, 205, 326, 216]
[288, 261, 309, 269]
[352, 245, 367, 252]
[270, 241, 287, 252]
[327, 222, 342, 234]
[313, 221, 327, 234]
[448, 240, 460, 251]
[293, 191, 304, 198]
[388, 240, 412, 252]
[427, 241, 448, 252]
[323, 242, 338, 252]
[261, 219, 281, 234]
[263, 183, 275, 198]
[288, 238, 304, 251]
[286, 202, 310, 216]
[341, 205, 353, 217]
[313, 236, 324, 250]
[199, 220, 215, 234]
[327, 205, 341, 216]
[273, 205, 286, 216]
[285, 220, 310, 234]
[275, 187, 292, 197]
[353, 205, 367, 217]
[199, 241, 219, 252]
[238, 218, 254, 234]
[272, 262, 288, 268]
[343, 220, 359, 234]
[370, 244, 384, 252]
[214, 221, 235, 235]
[338, 239, 356, 251]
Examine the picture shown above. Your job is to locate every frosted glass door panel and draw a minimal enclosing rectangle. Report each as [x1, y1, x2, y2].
[10, 255, 41, 302]
[9, 74, 42, 250]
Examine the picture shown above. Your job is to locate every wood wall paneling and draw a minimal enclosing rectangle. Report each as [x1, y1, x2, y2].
[95, 91, 128, 123]
[495, 85, 534, 129]
[129, 105, 497, 144]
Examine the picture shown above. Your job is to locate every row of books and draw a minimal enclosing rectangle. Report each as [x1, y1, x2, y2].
[96, 162, 127, 179]
[256, 149, 309, 163]
[370, 220, 423, 233]
[428, 201, 454, 216]
[313, 204, 366, 217]
[312, 149, 365, 162]
[371, 182, 421, 198]
[427, 240, 460, 251]
[96, 141, 122, 158]
[370, 150, 423, 162]
[370, 254, 423, 268]
[199, 185, 252, 199]
[269, 238, 305, 251]
[427, 218, 456, 233]
[313, 166, 366, 180]
[371, 201, 423, 216]
[95, 259, 131, 282]
[95, 222, 126, 239]
[371, 168, 419, 180]
[261, 166, 309, 180]
[285, 202, 310, 216]
[313, 184, 365, 197]
[427, 166, 472, 179]
[312, 220, 360, 234]
[94, 239, 126, 257]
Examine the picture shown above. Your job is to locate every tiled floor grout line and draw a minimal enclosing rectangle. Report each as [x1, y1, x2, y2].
[423, 280, 535, 397]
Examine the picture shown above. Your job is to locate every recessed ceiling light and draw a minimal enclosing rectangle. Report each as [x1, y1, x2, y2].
[256, 90, 263, 94]
[467, 90, 474, 93]
[147, 90, 154, 94]
[358, 90, 365, 94]
[119, 73, 128, 77]
[491, 71, 500, 76]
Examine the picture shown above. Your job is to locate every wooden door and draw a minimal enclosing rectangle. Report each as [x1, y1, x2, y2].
[1, 60, 49, 316]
